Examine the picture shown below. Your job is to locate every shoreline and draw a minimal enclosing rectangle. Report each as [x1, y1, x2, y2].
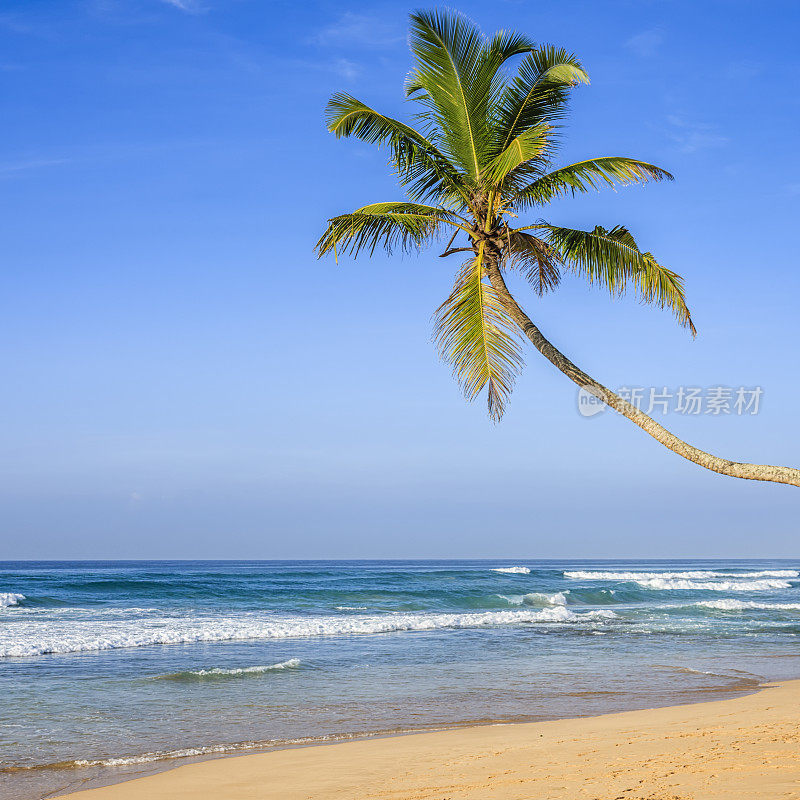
[34, 675, 762, 798]
[16, 672, 762, 798]
[52, 678, 800, 800]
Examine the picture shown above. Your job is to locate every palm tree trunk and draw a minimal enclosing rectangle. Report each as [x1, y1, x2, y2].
[486, 259, 800, 487]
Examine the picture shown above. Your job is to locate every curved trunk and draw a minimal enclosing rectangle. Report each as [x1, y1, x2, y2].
[485, 259, 800, 487]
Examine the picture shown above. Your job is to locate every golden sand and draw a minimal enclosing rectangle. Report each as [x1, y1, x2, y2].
[58, 679, 800, 800]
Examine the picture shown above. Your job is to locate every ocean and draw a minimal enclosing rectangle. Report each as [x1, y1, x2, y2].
[1, 559, 799, 799]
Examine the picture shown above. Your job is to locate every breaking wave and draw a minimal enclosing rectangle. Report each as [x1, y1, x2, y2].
[0, 593, 25, 609]
[694, 599, 800, 612]
[634, 577, 791, 591]
[155, 658, 302, 680]
[491, 566, 530, 574]
[0, 607, 616, 658]
[563, 571, 794, 591]
[498, 592, 568, 607]
[565, 570, 798, 580]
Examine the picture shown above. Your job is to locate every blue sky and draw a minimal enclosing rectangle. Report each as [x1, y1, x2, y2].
[1, 0, 798, 559]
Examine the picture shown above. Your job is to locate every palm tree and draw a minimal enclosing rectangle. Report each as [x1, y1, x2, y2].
[316, 9, 800, 487]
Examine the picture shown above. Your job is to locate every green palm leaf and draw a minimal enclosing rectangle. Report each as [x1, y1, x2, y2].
[325, 93, 470, 207]
[406, 9, 494, 178]
[494, 46, 589, 154]
[406, 27, 536, 99]
[483, 123, 550, 186]
[433, 244, 524, 420]
[504, 231, 562, 295]
[316, 203, 459, 259]
[541, 224, 695, 334]
[513, 157, 673, 208]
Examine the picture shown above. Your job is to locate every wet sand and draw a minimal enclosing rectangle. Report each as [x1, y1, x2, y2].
[55, 678, 800, 799]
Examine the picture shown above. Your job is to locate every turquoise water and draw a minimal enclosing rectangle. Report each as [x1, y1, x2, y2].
[1, 559, 799, 799]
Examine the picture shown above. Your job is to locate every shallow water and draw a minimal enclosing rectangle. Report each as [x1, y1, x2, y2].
[1, 559, 799, 799]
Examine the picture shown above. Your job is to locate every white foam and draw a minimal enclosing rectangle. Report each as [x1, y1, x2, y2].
[166, 659, 301, 677]
[695, 599, 800, 612]
[652, 664, 718, 676]
[0, 593, 25, 609]
[565, 570, 798, 580]
[74, 743, 267, 767]
[499, 592, 568, 607]
[70, 730, 393, 768]
[634, 577, 791, 591]
[7, 606, 162, 618]
[491, 566, 531, 574]
[563, 571, 794, 591]
[335, 606, 368, 611]
[0, 607, 616, 658]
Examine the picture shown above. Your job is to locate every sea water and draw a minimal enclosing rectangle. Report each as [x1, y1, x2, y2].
[1, 559, 799, 799]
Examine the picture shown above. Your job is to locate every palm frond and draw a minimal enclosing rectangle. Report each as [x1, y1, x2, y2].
[541, 223, 695, 334]
[433, 244, 524, 420]
[325, 93, 470, 207]
[316, 203, 458, 259]
[481, 28, 537, 71]
[407, 9, 494, 178]
[483, 122, 550, 186]
[407, 27, 535, 98]
[513, 157, 673, 208]
[494, 46, 589, 154]
[504, 231, 562, 295]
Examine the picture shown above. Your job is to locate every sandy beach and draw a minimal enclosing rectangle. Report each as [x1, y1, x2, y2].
[56, 679, 800, 800]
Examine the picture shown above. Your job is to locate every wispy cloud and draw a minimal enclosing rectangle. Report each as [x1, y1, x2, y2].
[665, 115, 728, 154]
[624, 29, 663, 58]
[0, 158, 71, 177]
[332, 58, 360, 80]
[311, 12, 404, 48]
[159, 0, 206, 12]
[293, 56, 361, 82]
[0, 140, 224, 179]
